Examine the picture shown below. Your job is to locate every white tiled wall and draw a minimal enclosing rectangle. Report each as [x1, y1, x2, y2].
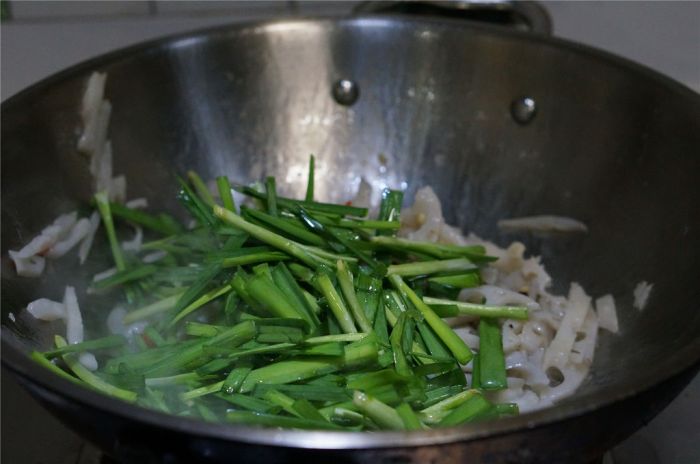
[9, 0, 151, 19]
[6, 0, 303, 20]
[5, 0, 361, 20]
[154, 1, 289, 16]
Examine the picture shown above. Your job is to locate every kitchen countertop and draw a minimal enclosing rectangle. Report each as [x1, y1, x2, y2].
[2, 2, 699, 463]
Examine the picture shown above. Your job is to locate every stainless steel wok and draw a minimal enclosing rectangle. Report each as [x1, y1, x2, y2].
[2, 13, 700, 464]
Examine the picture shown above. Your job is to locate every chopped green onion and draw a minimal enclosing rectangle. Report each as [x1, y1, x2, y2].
[123, 292, 183, 324]
[389, 275, 472, 364]
[187, 170, 215, 207]
[305, 155, 315, 202]
[54, 335, 137, 402]
[428, 273, 481, 289]
[478, 318, 507, 390]
[353, 390, 404, 430]
[423, 297, 529, 320]
[387, 258, 477, 277]
[214, 205, 321, 268]
[315, 272, 358, 334]
[216, 176, 236, 212]
[336, 260, 373, 333]
[109, 202, 183, 235]
[396, 402, 423, 430]
[265, 176, 278, 216]
[438, 391, 492, 427]
[233, 184, 368, 217]
[371, 236, 496, 262]
[377, 189, 404, 236]
[43, 335, 126, 358]
[95, 192, 126, 271]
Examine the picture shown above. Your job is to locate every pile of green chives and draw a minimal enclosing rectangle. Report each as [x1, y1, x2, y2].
[32, 156, 528, 430]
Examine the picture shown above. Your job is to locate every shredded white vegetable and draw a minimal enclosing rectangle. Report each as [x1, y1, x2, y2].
[78, 99, 111, 156]
[63, 286, 83, 345]
[125, 197, 149, 209]
[633, 281, 653, 311]
[543, 283, 591, 370]
[93, 267, 117, 283]
[497, 215, 588, 233]
[142, 250, 168, 264]
[25, 291, 96, 370]
[45, 218, 91, 259]
[400, 186, 616, 413]
[121, 225, 143, 252]
[459, 285, 540, 311]
[80, 71, 106, 122]
[26, 298, 66, 321]
[94, 140, 113, 194]
[11, 211, 77, 259]
[78, 211, 101, 264]
[62, 286, 98, 370]
[9, 252, 46, 277]
[351, 177, 373, 210]
[6, 71, 122, 278]
[109, 175, 127, 203]
[107, 305, 147, 338]
[596, 294, 618, 333]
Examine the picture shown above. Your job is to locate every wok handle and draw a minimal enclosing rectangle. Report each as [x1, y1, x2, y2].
[353, 1, 553, 35]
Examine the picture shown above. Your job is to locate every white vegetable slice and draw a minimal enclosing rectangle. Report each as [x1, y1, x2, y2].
[125, 197, 149, 209]
[46, 218, 91, 259]
[570, 308, 599, 365]
[399, 186, 445, 243]
[62, 286, 98, 370]
[78, 211, 101, 264]
[397, 185, 618, 412]
[11, 211, 78, 259]
[63, 286, 84, 345]
[93, 267, 117, 283]
[633, 281, 653, 311]
[26, 298, 65, 321]
[79, 353, 99, 371]
[81, 72, 106, 122]
[596, 294, 619, 333]
[543, 283, 591, 370]
[108, 175, 127, 203]
[107, 305, 147, 337]
[78, 99, 111, 156]
[459, 285, 540, 311]
[351, 177, 372, 209]
[142, 251, 167, 264]
[121, 225, 143, 252]
[9, 252, 46, 277]
[497, 215, 588, 233]
[538, 365, 589, 404]
[94, 140, 113, 193]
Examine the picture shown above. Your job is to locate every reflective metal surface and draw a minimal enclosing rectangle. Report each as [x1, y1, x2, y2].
[510, 96, 537, 124]
[331, 78, 360, 106]
[354, 0, 553, 34]
[2, 16, 700, 463]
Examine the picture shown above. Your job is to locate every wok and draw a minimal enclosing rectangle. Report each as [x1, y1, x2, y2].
[2, 13, 700, 464]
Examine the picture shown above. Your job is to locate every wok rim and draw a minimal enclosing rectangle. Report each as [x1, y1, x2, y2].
[2, 14, 700, 450]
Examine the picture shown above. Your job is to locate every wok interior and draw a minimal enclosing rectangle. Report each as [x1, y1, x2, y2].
[2, 18, 700, 417]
